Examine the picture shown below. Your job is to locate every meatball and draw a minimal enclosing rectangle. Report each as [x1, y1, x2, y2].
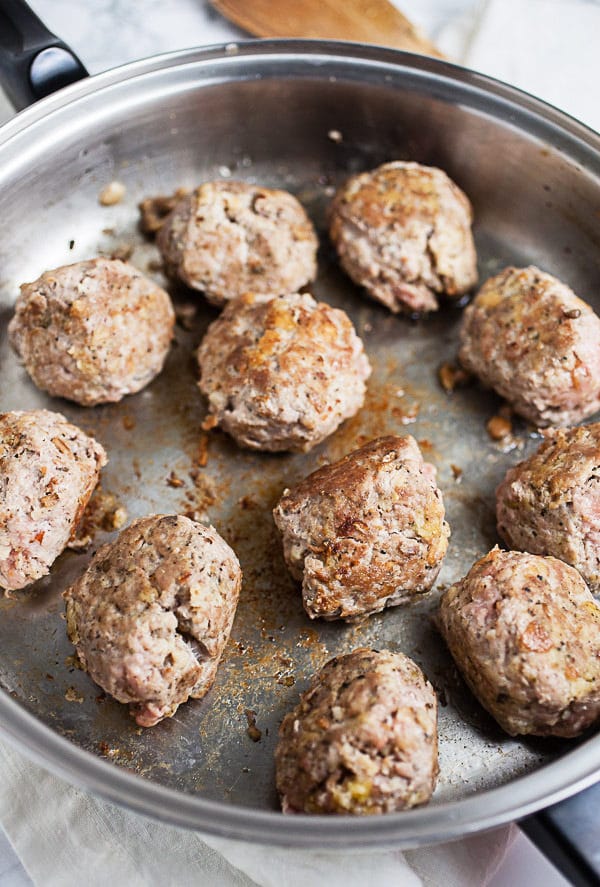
[156, 180, 318, 306]
[275, 648, 438, 815]
[496, 423, 600, 593]
[197, 292, 371, 452]
[459, 266, 600, 426]
[273, 436, 449, 621]
[0, 410, 106, 592]
[329, 161, 477, 314]
[9, 258, 175, 406]
[438, 548, 600, 737]
[63, 515, 241, 727]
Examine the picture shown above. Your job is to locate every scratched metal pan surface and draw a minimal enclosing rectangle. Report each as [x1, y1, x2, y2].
[0, 41, 599, 848]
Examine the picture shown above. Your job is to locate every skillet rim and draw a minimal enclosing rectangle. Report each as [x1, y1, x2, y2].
[0, 38, 599, 846]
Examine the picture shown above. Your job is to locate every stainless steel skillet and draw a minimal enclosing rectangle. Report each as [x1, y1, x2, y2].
[0, 1, 599, 881]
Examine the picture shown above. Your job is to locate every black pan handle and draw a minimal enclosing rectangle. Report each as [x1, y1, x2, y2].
[0, 0, 87, 111]
[520, 781, 600, 887]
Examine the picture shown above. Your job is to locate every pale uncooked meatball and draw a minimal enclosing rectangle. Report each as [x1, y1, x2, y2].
[273, 436, 450, 620]
[9, 258, 175, 406]
[63, 515, 241, 727]
[438, 548, 600, 737]
[0, 410, 106, 592]
[496, 423, 600, 593]
[275, 648, 439, 815]
[197, 291, 371, 452]
[459, 266, 600, 426]
[329, 161, 477, 314]
[156, 180, 318, 306]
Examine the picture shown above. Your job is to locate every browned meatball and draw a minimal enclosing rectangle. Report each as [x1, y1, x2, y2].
[197, 292, 371, 452]
[329, 161, 477, 314]
[438, 548, 600, 737]
[9, 258, 175, 406]
[63, 515, 241, 727]
[275, 648, 438, 815]
[459, 266, 600, 426]
[496, 423, 600, 593]
[0, 410, 106, 592]
[157, 180, 318, 306]
[273, 436, 449, 621]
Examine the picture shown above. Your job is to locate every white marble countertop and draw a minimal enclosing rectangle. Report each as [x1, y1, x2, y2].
[0, 1, 592, 884]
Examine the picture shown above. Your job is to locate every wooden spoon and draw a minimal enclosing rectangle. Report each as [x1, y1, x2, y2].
[211, 0, 444, 58]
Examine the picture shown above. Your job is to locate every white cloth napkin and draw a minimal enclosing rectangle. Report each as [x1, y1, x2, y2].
[0, 739, 515, 887]
[1, 1, 599, 885]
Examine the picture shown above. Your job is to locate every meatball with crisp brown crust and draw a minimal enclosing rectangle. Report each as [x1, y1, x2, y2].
[275, 648, 439, 815]
[496, 423, 600, 593]
[438, 548, 600, 737]
[459, 266, 600, 426]
[329, 161, 477, 314]
[9, 258, 175, 406]
[63, 515, 241, 727]
[157, 180, 318, 306]
[197, 291, 371, 453]
[273, 436, 450, 621]
[0, 410, 106, 592]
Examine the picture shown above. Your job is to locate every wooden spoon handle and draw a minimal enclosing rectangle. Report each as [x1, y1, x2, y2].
[212, 0, 444, 58]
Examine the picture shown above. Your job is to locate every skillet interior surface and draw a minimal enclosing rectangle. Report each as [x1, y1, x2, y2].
[0, 42, 599, 846]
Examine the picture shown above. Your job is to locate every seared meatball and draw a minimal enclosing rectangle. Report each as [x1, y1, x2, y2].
[459, 266, 600, 426]
[497, 423, 600, 593]
[329, 161, 477, 314]
[275, 648, 438, 814]
[9, 258, 175, 406]
[273, 436, 449, 621]
[157, 180, 318, 306]
[438, 548, 600, 737]
[0, 410, 106, 591]
[197, 292, 371, 452]
[63, 515, 241, 727]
